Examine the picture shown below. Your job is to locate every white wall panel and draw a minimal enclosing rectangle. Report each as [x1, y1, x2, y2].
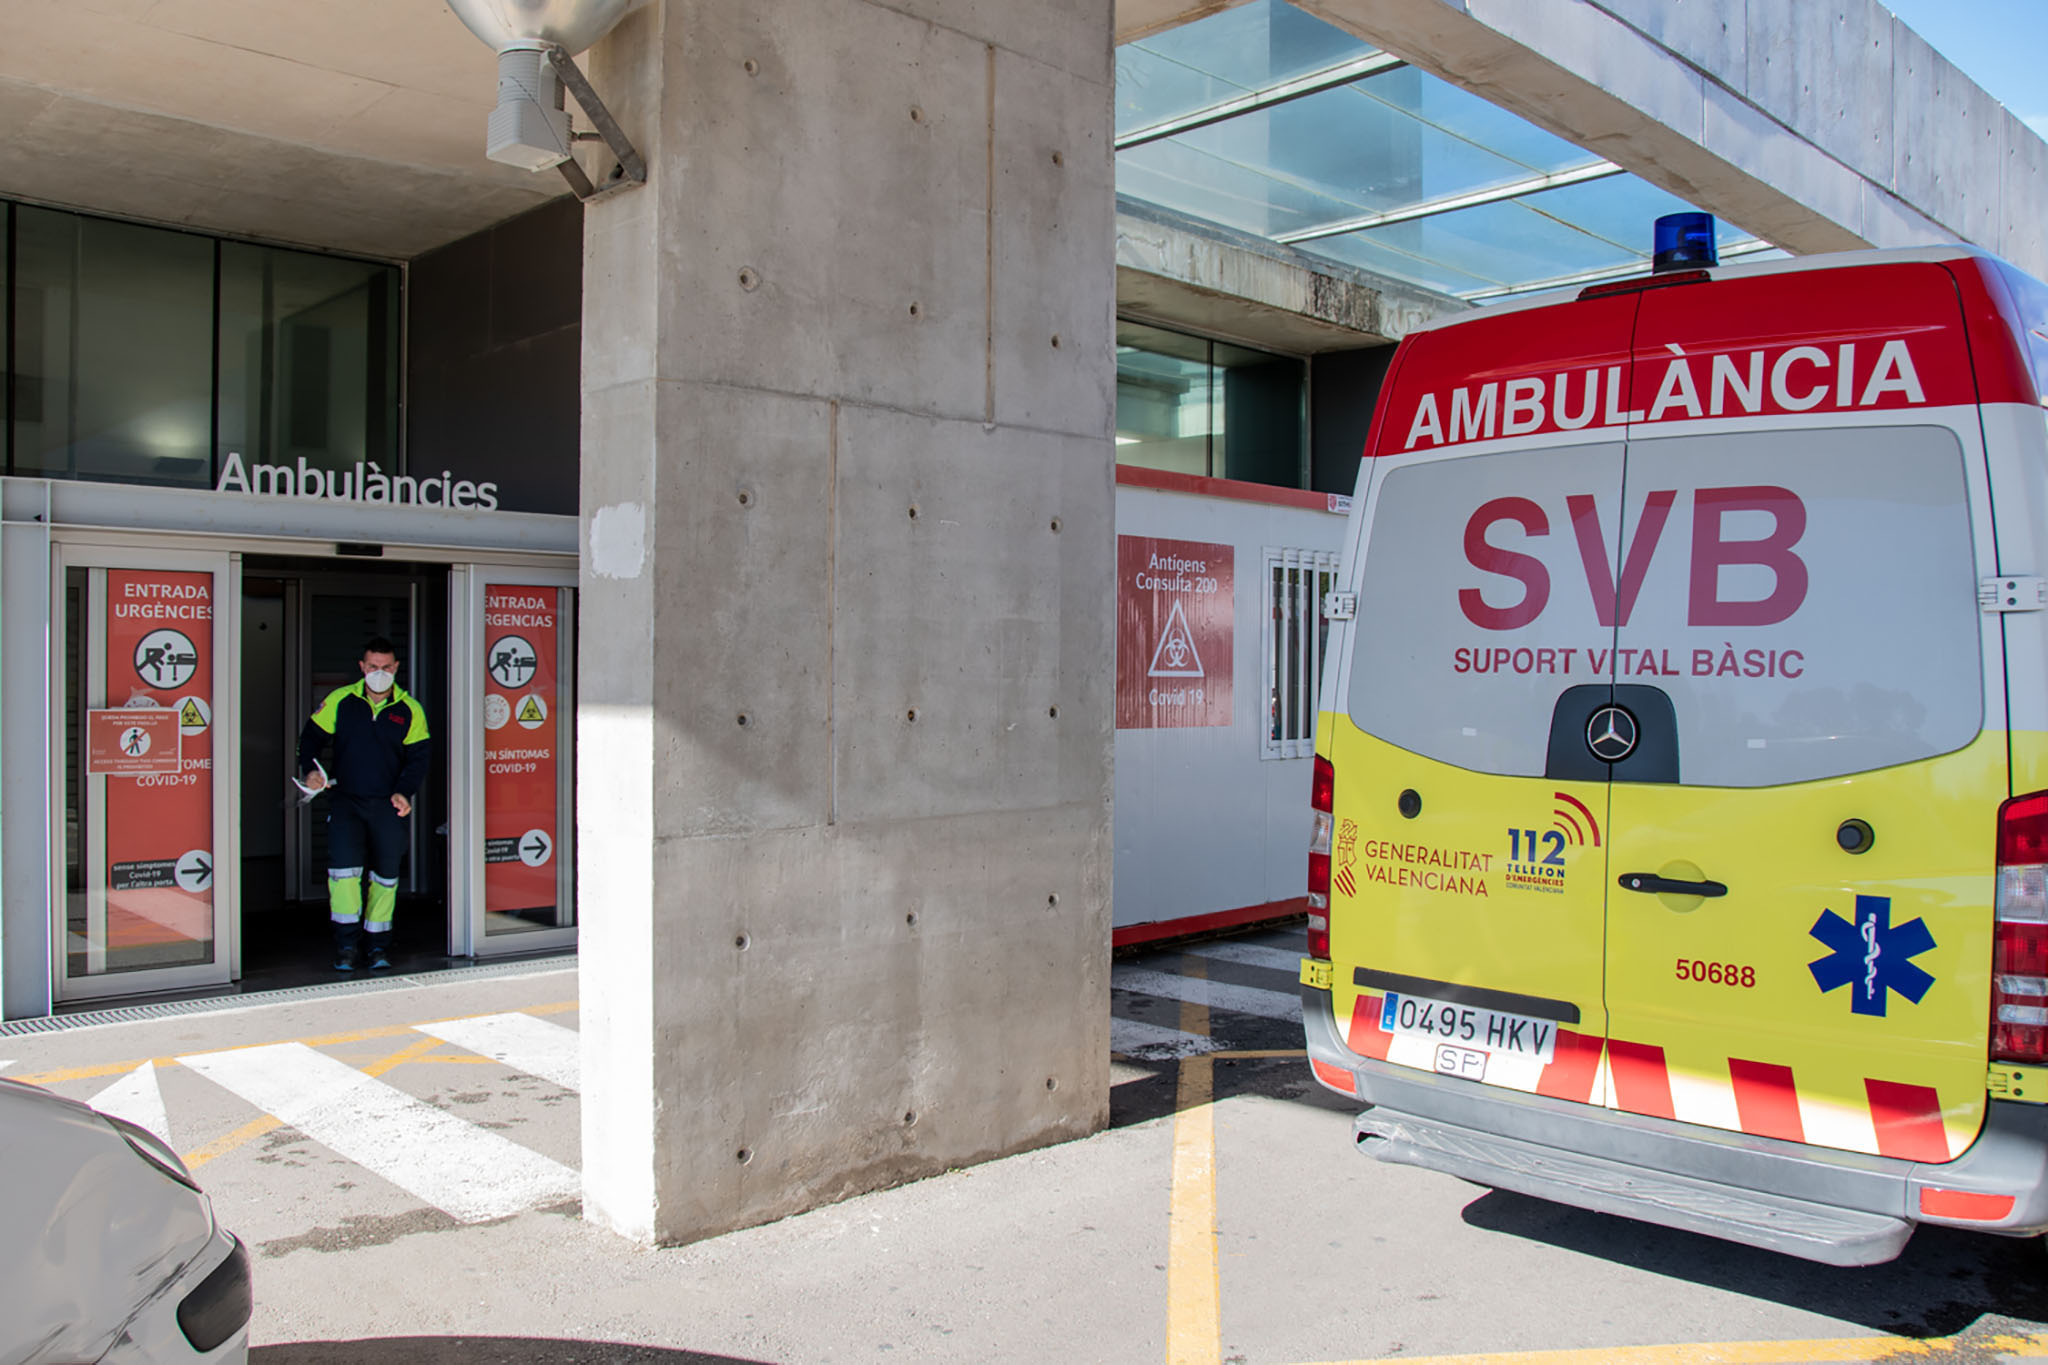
[1112, 481, 1346, 930]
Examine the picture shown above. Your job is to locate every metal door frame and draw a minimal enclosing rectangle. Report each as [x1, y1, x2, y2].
[51, 540, 240, 1003]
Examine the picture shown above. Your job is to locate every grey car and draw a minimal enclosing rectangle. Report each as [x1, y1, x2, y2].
[1, 1077, 250, 1364]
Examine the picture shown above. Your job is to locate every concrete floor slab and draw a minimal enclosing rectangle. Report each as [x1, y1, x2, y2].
[9, 935, 2048, 1363]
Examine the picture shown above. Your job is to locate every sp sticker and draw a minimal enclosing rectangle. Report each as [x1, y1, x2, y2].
[1807, 894, 1935, 1017]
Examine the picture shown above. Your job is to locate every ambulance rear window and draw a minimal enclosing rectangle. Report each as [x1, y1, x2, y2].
[1347, 425, 1983, 786]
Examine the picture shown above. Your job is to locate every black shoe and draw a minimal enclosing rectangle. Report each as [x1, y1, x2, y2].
[368, 945, 392, 971]
[334, 950, 357, 972]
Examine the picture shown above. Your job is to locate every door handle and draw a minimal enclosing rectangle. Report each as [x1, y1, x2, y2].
[1618, 873, 1727, 898]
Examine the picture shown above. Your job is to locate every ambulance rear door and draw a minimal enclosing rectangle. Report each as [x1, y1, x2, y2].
[1325, 294, 1636, 1102]
[1600, 262, 2004, 1162]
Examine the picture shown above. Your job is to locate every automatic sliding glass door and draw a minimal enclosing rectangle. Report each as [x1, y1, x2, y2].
[449, 566, 577, 957]
[55, 545, 237, 1001]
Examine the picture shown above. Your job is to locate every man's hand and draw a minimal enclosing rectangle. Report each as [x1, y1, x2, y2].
[302, 769, 327, 792]
[391, 793, 413, 818]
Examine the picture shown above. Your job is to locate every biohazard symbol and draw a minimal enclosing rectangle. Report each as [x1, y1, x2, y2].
[517, 696, 546, 726]
[1146, 601, 1205, 679]
[177, 697, 211, 736]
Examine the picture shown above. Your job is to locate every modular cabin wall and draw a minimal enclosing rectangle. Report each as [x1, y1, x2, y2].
[1112, 473, 1347, 941]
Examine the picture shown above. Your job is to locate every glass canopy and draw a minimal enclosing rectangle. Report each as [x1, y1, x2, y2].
[1116, 0, 1780, 301]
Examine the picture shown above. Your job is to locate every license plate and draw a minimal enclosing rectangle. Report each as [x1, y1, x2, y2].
[1380, 992, 1558, 1064]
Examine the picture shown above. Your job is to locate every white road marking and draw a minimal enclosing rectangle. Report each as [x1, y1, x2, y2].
[1110, 1017, 1225, 1060]
[91, 1060, 173, 1148]
[1189, 941, 1304, 975]
[0, 1061, 12, 1075]
[1112, 969, 1301, 1022]
[414, 1012, 580, 1091]
[179, 1041, 578, 1222]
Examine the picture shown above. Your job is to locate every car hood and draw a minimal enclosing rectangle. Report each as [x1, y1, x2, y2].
[0, 1078, 216, 1365]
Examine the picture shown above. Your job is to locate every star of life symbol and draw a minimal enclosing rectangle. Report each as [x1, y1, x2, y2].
[1807, 893, 1936, 1017]
[1147, 601, 1205, 679]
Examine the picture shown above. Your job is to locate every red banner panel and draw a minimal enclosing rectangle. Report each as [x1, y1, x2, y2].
[1117, 535, 1233, 729]
[102, 570, 214, 963]
[483, 586, 561, 920]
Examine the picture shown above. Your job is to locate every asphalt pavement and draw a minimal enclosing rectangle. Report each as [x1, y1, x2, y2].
[7, 931, 2048, 1363]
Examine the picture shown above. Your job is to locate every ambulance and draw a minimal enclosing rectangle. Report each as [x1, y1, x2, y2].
[1300, 214, 2048, 1265]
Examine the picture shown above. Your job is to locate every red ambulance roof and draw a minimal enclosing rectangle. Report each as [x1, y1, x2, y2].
[1364, 248, 2044, 460]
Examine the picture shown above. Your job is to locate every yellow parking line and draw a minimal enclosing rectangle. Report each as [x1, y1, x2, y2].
[1282, 1330, 2048, 1364]
[362, 1036, 444, 1078]
[9, 999, 579, 1087]
[182, 1115, 282, 1171]
[1166, 955, 1219, 1365]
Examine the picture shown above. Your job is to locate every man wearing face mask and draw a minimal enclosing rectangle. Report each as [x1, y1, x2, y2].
[297, 636, 432, 971]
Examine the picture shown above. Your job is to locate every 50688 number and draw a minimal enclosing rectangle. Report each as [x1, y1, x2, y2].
[1676, 958, 1754, 988]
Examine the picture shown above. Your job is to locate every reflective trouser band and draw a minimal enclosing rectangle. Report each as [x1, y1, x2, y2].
[328, 868, 364, 925]
[365, 875, 397, 929]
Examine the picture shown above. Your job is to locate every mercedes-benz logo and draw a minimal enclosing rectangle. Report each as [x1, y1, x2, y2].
[1586, 705, 1639, 763]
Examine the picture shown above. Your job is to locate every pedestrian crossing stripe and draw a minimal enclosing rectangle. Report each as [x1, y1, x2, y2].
[180, 1040, 578, 1223]
[91, 1060, 173, 1149]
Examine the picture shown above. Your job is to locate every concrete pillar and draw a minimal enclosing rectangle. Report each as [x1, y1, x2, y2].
[575, 0, 1117, 1245]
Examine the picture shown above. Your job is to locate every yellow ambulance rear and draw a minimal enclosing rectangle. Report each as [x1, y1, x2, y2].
[1301, 218, 2048, 1265]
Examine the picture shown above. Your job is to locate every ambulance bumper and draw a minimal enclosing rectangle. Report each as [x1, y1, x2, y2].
[1302, 984, 2048, 1266]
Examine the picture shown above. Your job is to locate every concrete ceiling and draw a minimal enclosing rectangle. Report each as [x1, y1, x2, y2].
[0, 0, 566, 259]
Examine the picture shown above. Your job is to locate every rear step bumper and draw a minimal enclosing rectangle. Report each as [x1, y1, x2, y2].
[1303, 983, 2048, 1265]
[1356, 1107, 1910, 1265]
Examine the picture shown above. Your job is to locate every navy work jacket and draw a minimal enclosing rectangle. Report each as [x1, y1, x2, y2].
[298, 681, 432, 799]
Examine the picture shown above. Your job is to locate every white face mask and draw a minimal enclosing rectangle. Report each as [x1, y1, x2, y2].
[364, 668, 396, 693]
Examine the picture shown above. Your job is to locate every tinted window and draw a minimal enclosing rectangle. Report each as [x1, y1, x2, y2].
[1345, 425, 1983, 787]
[1346, 441, 1625, 777]
[1614, 424, 1981, 787]
[11, 207, 214, 486]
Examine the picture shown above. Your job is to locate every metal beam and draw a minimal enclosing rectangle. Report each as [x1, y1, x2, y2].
[1457, 238, 1781, 302]
[1116, 52, 1406, 151]
[1274, 160, 1624, 245]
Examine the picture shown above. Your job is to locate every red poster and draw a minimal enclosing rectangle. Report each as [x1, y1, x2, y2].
[102, 570, 214, 963]
[483, 587, 561, 918]
[87, 708, 180, 775]
[1117, 536, 1233, 729]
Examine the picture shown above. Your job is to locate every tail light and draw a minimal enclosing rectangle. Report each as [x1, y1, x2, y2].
[1308, 754, 1334, 959]
[1994, 792, 2048, 1062]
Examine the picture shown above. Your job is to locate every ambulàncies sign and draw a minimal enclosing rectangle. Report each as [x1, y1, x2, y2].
[215, 453, 501, 509]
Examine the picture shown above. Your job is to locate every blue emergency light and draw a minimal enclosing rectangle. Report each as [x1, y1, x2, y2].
[1653, 212, 1719, 272]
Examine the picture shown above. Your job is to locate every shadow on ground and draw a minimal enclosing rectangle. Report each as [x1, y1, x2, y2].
[254, 1340, 772, 1365]
[1463, 1187, 2048, 1340]
[1110, 1051, 1354, 1128]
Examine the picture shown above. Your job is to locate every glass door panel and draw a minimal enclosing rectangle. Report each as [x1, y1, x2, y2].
[452, 567, 577, 957]
[58, 547, 236, 1000]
